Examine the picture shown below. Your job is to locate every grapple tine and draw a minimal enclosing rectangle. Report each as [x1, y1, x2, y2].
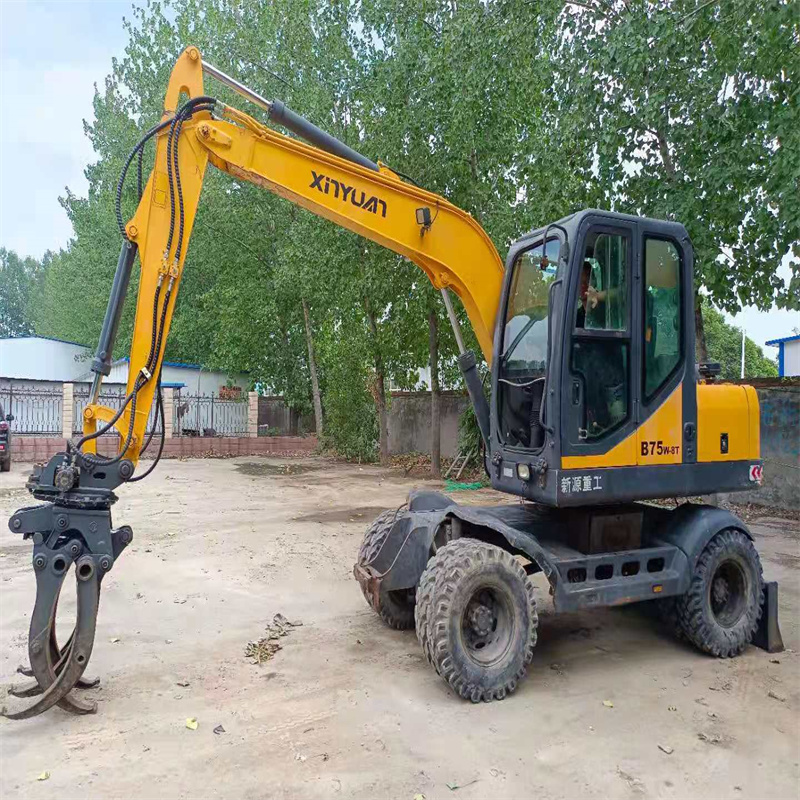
[8, 680, 43, 699]
[2, 556, 100, 720]
[49, 623, 100, 688]
[10, 629, 101, 699]
[22, 540, 98, 715]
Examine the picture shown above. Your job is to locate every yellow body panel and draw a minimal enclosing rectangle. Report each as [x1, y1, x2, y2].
[637, 385, 683, 465]
[697, 383, 760, 462]
[561, 384, 683, 469]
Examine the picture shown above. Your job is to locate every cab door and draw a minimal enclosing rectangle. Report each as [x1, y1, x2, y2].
[635, 230, 695, 466]
[560, 216, 639, 469]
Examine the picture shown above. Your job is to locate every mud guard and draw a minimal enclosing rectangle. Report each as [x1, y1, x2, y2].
[652, 503, 755, 580]
[369, 490, 559, 594]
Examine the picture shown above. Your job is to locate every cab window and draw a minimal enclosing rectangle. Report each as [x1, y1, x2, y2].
[498, 237, 559, 448]
[501, 237, 559, 373]
[643, 238, 681, 400]
[570, 231, 630, 441]
[574, 232, 628, 331]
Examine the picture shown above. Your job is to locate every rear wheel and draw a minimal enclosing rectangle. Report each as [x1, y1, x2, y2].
[417, 539, 537, 702]
[676, 529, 763, 657]
[357, 510, 415, 630]
[0, 458, 10, 473]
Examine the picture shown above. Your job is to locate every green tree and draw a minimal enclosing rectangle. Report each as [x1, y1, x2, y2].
[0, 248, 46, 338]
[703, 300, 778, 380]
[557, 0, 799, 355]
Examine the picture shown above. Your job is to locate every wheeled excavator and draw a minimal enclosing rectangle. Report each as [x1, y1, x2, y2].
[3, 47, 783, 718]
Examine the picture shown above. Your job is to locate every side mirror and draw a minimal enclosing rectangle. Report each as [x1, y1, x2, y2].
[5, 414, 13, 422]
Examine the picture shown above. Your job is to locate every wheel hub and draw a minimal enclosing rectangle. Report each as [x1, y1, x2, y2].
[460, 586, 514, 667]
[468, 603, 494, 637]
[709, 559, 747, 628]
[712, 576, 730, 607]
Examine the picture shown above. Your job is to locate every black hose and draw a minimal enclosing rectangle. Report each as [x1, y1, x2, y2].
[138, 376, 162, 456]
[164, 97, 216, 259]
[129, 381, 165, 483]
[73, 387, 138, 468]
[115, 117, 173, 239]
[92, 96, 215, 469]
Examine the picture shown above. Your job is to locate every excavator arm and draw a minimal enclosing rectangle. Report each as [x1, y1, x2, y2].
[86, 46, 503, 468]
[3, 46, 503, 719]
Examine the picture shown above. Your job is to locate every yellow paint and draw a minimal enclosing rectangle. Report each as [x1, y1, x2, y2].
[82, 46, 504, 465]
[561, 383, 682, 469]
[560, 434, 638, 469]
[636, 384, 682, 465]
[697, 383, 760, 462]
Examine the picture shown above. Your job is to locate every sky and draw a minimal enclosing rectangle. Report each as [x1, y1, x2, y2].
[0, 0, 797, 352]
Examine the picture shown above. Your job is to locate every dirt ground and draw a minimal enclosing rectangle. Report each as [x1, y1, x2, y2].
[1, 457, 798, 800]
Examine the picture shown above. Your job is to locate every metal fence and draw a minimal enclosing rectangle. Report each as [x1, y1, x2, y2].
[0, 384, 62, 434]
[174, 391, 249, 436]
[74, 384, 160, 436]
[0, 382, 247, 438]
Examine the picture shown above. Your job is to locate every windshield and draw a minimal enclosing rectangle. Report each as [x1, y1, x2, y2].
[501, 238, 559, 374]
[497, 236, 560, 449]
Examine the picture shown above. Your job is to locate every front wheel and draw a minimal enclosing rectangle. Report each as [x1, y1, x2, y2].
[416, 539, 537, 702]
[676, 529, 763, 657]
[357, 510, 416, 630]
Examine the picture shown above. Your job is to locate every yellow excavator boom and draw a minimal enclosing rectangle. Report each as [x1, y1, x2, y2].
[80, 46, 504, 465]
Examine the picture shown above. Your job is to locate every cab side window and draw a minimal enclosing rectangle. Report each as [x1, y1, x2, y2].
[643, 238, 681, 400]
[571, 231, 630, 441]
[575, 233, 628, 331]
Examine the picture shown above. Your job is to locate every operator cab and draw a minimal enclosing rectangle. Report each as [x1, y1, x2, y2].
[490, 209, 695, 505]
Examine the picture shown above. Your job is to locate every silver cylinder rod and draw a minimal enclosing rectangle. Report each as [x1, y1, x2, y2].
[201, 60, 379, 172]
[201, 61, 273, 113]
[440, 288, 466, 355]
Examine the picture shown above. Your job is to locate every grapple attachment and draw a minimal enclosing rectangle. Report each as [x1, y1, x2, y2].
[2, 454, 132, 720]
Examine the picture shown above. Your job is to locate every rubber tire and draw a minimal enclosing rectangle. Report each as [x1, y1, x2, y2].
[676, 529, 763, 657]
[357, 510, 416, 630]
[415, 544, 446, 665]
[0, 459, 9, 472]
[417, 539, 537, 702]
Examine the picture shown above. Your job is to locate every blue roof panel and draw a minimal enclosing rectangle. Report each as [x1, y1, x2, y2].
[766, 334, 800, 346]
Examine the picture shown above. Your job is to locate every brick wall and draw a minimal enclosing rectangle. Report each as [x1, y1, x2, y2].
[11, 435, 317, 464]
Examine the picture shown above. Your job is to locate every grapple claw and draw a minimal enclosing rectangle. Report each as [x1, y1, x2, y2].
[4, 490, 131, 720]
[2, 556, 101, 720]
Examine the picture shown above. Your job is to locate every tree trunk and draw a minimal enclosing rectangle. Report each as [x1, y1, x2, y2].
[694, 290, 708, 362]
[366, 307, 390, 466]
[302, 297, 324, 438]
[428, 309, 441, 478]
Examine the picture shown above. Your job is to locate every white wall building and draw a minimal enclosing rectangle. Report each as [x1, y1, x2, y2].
[767, 334, 800, 378]
[1, 336, 250, 434]
[0, 336, 90, 382]
[1, 336, 249, 393]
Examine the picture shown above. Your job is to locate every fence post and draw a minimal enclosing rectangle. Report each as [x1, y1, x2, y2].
[162, 387, 175, 439]
[62, 383, 74, 440]
[248, 391, 259, 438]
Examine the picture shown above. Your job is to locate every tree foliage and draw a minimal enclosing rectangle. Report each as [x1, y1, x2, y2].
[0, 248, 47, 338]
[9, 0, 797, 461]
[558, 0, 799, 313]
[702, 300, 778, 380]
